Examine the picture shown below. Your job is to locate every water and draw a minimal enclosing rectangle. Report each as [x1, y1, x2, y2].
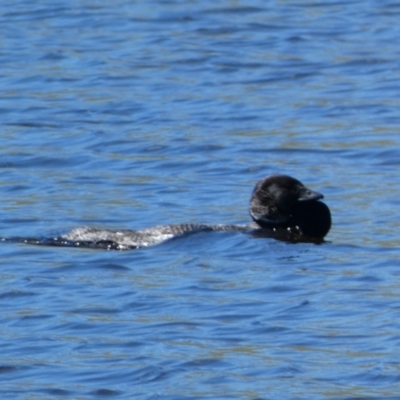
[1, 0, 400, 398]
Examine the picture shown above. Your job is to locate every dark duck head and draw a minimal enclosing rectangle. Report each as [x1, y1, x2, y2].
[249, 174, 331, 241]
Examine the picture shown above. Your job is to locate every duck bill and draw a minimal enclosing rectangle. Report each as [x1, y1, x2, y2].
[298, 187, 324, 202]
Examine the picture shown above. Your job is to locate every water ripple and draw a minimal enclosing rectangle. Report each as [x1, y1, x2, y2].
[1, 0, 400, 399]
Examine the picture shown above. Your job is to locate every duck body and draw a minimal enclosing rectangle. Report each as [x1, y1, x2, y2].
[59, 223, 248, 250]
[59, 174, 331, 250]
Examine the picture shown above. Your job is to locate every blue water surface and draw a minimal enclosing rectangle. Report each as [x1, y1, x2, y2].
[1, 0, 400, 399]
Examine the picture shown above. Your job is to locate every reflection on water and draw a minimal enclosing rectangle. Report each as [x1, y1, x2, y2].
[1, 0, 400, 399]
